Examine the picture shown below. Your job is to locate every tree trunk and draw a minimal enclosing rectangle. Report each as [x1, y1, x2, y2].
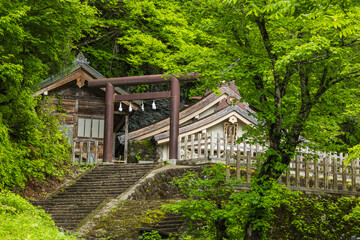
[245, 223, 262, 240]
[215, 217, 227, 240]
[244, 140, 296, 240]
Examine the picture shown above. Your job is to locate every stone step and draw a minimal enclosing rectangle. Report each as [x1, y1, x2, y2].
[61, 187, 129, 192]
[66, 182, 134, 187]
[32, 164, 156, 230]
[157, 220, 184, 225]
[35, 200, 101, 206]
[91, 169, 154, 173]
[156, 228, 180, 233]
[76, 176, 145, 181]
[45, 209, 96, 214]
[155, 223, 183, 229]
[95, 164, 157, 168]
[53, 192, 119, 197]
[93, 169, 155, 172]
[50, 214, 91, 219]
[74, 179, 142, 184]
[67, 178, 139, 186]
[51, 214, 89, 220]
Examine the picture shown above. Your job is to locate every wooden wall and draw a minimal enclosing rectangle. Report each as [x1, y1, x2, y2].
[48, 83, 106, 141]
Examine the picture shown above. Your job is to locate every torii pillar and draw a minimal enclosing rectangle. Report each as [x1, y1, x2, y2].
[87, 73, 199, 163]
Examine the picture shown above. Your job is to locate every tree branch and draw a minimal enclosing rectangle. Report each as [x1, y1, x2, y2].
[298, 64, 312, 121]
[75, 30, 118, 47]
[253, 74, 267, 104]
[255, 18, 278, 63]
[255, 17, 281, 109]
[313, 70, 360, 102]
[280, 66, 295, 98]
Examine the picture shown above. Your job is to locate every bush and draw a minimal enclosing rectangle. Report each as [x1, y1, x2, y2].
[0, 96, 71, 190]
[164, 164, 360, 240]
[0, 191, 79, 240]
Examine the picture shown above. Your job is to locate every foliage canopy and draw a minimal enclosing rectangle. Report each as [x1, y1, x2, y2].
[165, 165, 360, 239]
[0, 0, 97, 189]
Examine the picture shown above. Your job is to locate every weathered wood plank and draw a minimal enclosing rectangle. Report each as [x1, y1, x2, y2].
[95, 141, 98, 162]
[210, 133, 214, 158]
[341, 153, 347, 191]
[324, 155, 329, 189]
[79, 142, 83, 165]
[314, 159, 319, 189]
[246, 151, 251, 183]
[198, 133, 202, 159]
[191, 134, 195, 159]
[352, 159, 356, 192]
[236, 146, 241, 180]
[178, 136, 182, 160]
[295, 155, 300, 187]
[204, 133, 208, 159]
[333, 153, 338, 191]
[184, 135, 188, 160]
[86, 142, 91, 165]
[217, 133, 221, 159]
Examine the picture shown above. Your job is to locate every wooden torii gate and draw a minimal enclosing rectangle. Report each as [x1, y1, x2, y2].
[87, 73, 199, 163]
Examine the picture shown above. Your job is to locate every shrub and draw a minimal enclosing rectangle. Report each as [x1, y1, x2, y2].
[0, 191, 79, 240]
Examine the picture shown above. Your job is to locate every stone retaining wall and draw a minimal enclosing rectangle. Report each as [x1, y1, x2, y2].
[128, 167, 202, 200]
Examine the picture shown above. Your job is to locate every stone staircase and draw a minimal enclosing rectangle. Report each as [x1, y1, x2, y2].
[139, 214, 186, 237]
[32, 163, 158, 231]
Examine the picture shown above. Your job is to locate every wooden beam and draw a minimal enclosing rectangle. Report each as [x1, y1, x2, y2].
[87, 72, 199, 87]
[34, 68, 95, 96]
[114, 91, 170, 101]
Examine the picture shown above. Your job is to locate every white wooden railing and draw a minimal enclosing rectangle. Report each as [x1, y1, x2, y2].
[178, 133, 360, 195]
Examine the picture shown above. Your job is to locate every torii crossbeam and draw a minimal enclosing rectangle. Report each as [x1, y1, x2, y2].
[87, 72, 199, 163]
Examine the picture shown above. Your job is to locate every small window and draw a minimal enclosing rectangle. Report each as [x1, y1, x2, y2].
[77, 118, 104, 138]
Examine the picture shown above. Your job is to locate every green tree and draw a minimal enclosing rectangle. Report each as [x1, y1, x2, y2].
[77, 1, 360, 238]
[0, 0, 97, 189]
[166, 165, 360, 239]
[165, 165, 239, 239]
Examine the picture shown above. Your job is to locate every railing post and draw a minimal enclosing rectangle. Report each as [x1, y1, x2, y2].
[314, 159, 319, 189]
[86, 141, 91, 165]
[72, 142, 76, 162]
[217, 133, 221, 159]
[352, 159, 356, 192]
[204, 133, 208, 159]
[324, 155, 329, 189]
[246, 151, 251, 183]
[305, 156, 309, 188]
[295, 155, 300, 187]
[79, 142, 83, 165]
[210, 133, 214, 159]
[95, 140, 98, 163]
[177, 135, 182, 160]
[198, 133, 202, 159]
[333, 153, 338, 191]
[226, 151, 230, 181]
[236, 144, 241, 180]
[184, 135, 188, 160]
[341, 153, 347, 191]
[191, 134, 195, 159]
[224, 134, 228, 161]
[286, 166, 290, 187]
